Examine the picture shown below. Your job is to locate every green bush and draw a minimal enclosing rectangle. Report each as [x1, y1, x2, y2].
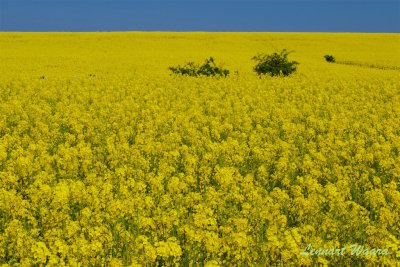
[169, 57, 229, 77]
[252, 49, 298, 76]
[324, 55, 335, 63]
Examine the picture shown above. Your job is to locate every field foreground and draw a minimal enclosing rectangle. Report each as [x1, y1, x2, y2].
[0, 33, 400, 266]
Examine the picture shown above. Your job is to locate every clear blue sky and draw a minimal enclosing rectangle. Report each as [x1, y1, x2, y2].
[0, 0, 399, 32]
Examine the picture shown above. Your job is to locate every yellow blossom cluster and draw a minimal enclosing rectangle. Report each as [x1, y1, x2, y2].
[0, 32, 399, 266]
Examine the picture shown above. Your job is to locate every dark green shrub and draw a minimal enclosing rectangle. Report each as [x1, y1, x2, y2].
[169, 62, 198, 76]
[324, 55, 335, 63]
[252, 49, 298, 76]
[169, 57, 229, 77]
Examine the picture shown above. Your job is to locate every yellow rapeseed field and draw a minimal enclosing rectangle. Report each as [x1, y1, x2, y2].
[0, 32, 399, 266]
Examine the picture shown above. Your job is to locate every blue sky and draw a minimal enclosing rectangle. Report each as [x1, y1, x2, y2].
[0, 0, 399, 32]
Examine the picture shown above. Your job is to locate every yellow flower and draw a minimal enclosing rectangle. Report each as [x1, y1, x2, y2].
[1, 32, 399, 266]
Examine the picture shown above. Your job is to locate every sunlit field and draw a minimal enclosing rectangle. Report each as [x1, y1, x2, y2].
[0, 32, 399, 266]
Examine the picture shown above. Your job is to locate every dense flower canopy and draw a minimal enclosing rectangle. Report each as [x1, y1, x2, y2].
[0, 32, 399, 266]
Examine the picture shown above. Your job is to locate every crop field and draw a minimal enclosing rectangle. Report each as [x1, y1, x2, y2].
[0, 32, 399, 266]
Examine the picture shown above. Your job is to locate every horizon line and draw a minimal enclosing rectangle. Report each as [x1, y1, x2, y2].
[1, 31, 399, 34]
